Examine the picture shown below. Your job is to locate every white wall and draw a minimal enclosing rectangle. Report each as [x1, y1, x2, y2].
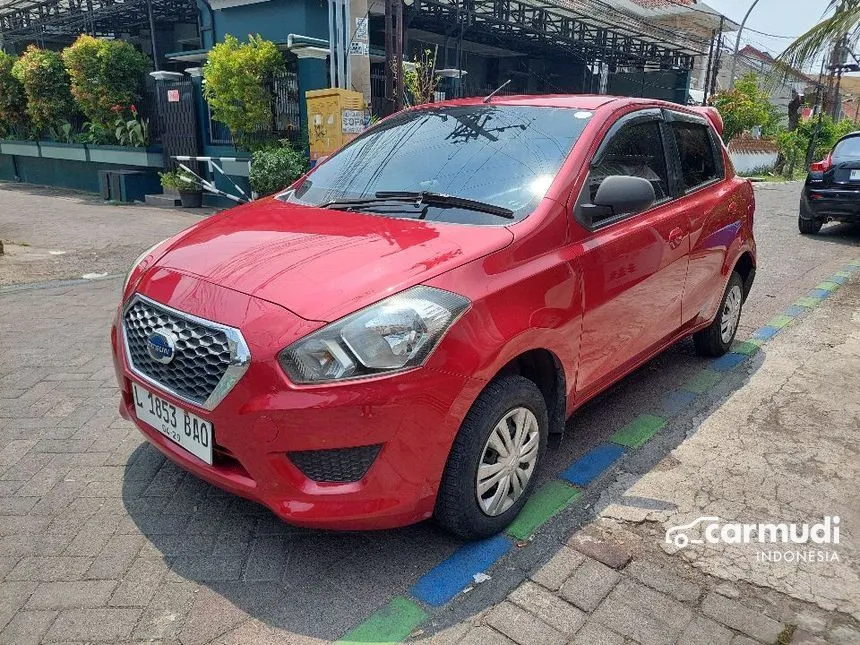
[730, 150, 778, 175]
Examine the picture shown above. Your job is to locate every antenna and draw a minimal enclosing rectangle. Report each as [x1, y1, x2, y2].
[483, 79, 512, 103]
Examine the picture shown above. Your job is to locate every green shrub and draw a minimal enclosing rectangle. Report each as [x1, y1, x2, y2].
[159, 169, 198, 192]
[62, 35, 150, 130]
[711, 74, 780, 143]
[11, 46, 76, 136]
[203, 34, 283, 148]
[0, 51, 26, 138]
[249, 144, 307, 196]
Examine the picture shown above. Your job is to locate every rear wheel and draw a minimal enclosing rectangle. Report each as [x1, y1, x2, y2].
[798, 215, 823, 234]
[693, 271, 744, 357]
[434, 375, 548, 539]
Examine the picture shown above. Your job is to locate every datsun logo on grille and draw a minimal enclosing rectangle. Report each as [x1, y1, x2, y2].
[146, 329, 177, 365]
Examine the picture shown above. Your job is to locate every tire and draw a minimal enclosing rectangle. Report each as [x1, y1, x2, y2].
[693, 271, 744, 357]
[434, 374, 548, 539]
[798, 215, 823, 235]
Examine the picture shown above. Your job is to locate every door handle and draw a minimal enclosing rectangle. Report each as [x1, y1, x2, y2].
[667, 227, 686, 249]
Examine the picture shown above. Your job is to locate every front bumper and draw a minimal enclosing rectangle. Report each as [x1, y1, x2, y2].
[112, 267, 482, 530]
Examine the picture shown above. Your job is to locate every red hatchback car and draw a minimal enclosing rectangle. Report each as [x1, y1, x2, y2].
[111, 95, 756, 538]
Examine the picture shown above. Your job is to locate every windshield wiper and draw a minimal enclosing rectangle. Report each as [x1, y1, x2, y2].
[319, 191, 515, 220]
[375, 191, 515, 219]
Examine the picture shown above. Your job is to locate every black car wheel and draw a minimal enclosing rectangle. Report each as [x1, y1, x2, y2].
[434, 375, 548, 539]
[798, 214, 823, 235]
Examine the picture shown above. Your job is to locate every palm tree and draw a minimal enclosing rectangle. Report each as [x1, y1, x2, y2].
[777, 1, 859, 72]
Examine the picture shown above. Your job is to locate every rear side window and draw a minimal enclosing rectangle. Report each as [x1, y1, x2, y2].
[671, 122, 721, 191]
[588, 120, 670, 203]
[832, 136, 860, 160]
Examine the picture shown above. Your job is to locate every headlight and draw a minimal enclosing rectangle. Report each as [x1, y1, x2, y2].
[123, 240, 165, 293]
[279, 286, 469, 384]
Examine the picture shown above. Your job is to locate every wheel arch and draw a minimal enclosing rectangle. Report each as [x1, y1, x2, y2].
[494, 348, 567, 435]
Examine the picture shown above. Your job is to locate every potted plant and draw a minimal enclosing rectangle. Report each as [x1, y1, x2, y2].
[160, 169, 202, 208]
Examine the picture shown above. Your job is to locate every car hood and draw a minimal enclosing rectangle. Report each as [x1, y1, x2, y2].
[155, 198, 514, 322]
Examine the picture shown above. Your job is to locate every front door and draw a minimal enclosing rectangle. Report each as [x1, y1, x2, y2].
[574, 111, 690, 395]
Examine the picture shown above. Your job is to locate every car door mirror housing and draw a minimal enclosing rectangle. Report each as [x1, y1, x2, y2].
[584, 176, 656, 227]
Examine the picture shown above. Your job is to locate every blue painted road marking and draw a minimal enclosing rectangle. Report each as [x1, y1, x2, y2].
[410, 534, 513, 606]
[560, 443, 626, 487]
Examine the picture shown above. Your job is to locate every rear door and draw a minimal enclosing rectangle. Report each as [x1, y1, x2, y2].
[664, 111, 735, 326]
[573, 109, 690, 395]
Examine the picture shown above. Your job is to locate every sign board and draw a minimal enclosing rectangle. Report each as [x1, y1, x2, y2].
[355, 17, 369, 40]
[166, 89, 180, 103]
[348, 41, 369, 56]
[342, 109, 365, 134]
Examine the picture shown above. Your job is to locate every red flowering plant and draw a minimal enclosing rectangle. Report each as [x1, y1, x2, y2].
[113, 103, 150, 147]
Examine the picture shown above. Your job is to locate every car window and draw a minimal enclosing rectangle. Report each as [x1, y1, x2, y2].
[279, 105, 591, 225]
[671, 121, 721, 191]
[832, 136, 860, 160]
[588, 120, 670, 205]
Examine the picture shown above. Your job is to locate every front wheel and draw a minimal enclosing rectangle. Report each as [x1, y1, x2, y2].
[693, 271, 744, 357]
[434, 375, 548, 539]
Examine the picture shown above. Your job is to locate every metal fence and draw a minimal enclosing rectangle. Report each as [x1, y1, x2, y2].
[205, 69, 302, 148]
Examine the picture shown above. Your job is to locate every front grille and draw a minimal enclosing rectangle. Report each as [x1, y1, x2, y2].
[288, 445, 382, 483]
[123, 298, 233, 406]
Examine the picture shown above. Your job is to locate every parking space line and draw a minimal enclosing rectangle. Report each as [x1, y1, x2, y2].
[337, 597, 427, 644]
[336, 260, 860, 643]
[506, 480, 582, 540]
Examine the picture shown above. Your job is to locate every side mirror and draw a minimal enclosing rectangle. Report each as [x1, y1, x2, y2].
[581, 175, 656, 227]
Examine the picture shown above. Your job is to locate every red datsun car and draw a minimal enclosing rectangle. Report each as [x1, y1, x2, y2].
[111, 96, 756, 538]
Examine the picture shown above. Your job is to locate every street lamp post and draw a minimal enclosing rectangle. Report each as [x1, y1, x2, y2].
[728, 0, 762, 88]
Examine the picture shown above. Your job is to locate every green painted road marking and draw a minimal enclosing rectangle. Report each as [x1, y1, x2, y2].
[337, 597, 427, 644]
[683, 369, 722, 394]
[793, 296, 820, 308]
[732, 339, 762, 356]
[610, 414, 666, 448]
[507, 481, 581, 541]
[767, 314, 794, 329]
[835, 270, 853, 279]
[815, 281, 839, 292]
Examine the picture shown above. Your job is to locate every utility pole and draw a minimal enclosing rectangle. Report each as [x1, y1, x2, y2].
[709, 15, 725, 98]
[383, 0, 404, 114]
[728, 0, 761, 89]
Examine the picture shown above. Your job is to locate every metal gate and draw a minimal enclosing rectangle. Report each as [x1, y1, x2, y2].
[154, 79, 200, 170]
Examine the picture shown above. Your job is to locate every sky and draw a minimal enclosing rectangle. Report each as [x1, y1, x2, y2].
[702, 0, 831, 71]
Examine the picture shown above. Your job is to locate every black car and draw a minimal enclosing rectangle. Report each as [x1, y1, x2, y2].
[800, 131, 860, 234]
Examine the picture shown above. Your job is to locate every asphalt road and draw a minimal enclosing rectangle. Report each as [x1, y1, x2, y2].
[0, 180, 858, 643]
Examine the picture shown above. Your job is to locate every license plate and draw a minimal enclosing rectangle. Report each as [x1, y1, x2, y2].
[132, 382, 213, 465]
[851, 170, 860, 180]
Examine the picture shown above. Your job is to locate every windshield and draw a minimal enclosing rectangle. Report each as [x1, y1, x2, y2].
[279, 105, 591, 225]
[833, 136, 860, 160]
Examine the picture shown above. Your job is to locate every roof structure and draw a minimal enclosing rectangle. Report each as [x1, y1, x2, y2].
[0, 0, 196, 45]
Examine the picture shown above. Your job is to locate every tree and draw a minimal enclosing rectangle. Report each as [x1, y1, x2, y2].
[0, 51, 27, 137]
[11, 46, 76, 136]
[203, 34, 284, 148]
[777, 1, 859, 73]
[403, 47, 440, 106]
[62, 35, 151, 130]
[710, 74, 779, 143]
[777, 114, 855, 177]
